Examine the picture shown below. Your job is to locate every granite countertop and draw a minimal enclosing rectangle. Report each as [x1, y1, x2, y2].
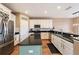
[29, 28, 53, 32]
[19, 34, 42, 46]
[53, 33, 74, 43]
[53, 33, 79, 43]
[15, 32, 19, 35]
[29, 28, 79, 36]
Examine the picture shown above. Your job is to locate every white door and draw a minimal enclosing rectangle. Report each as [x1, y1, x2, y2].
[20, 17, 29, 42]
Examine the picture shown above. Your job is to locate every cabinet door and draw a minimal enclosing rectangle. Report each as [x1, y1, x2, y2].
[55, 36, 59, 48]
[63, 41, 73, 55]
[59, 38, 73, 55]
[51, 34, 54, 43]
[53, 35, 58, 48]
[41, 33, 49, 39]
[53, 35, 56, 46]
[63, 44, 73, 55]
[56, 38, 63, 54]
[20, 16, 29, 42]
[53, 35, 63, 54]
[52, 35, 62, 54]
[14, 35, 19, 46]
[0, 4, 11, 14]
[54, 35, 59, 46]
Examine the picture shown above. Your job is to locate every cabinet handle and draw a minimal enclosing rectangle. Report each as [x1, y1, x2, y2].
[61, 43, 62, 47]
[63, 44, 64, 49]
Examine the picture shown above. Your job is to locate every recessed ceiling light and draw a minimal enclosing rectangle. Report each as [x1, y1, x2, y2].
[25, 11, 28, 14]
[57, 6, 61, 10]
[44, 10, 47, 14]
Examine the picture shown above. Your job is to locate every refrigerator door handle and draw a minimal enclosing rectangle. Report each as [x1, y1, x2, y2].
[3, 23, 7, 39]
[5, 22, 8, 36]
[3, 23, 5, 39]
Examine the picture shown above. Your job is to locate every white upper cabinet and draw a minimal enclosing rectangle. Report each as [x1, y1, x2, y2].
[0, 4, 11, 14]
[29, 19, 53, 28]
[0, 4, 11, 21]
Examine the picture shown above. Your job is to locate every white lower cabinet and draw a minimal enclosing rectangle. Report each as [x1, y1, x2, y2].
[14, 35, 20, 46]
[62, 40, 73, 55]
[51, 34, 54, 43]
[41, 32, 49, 39]
[51, 34, 73, 55]
[63, 44, 73, 55]
[53, 35, 63, 54]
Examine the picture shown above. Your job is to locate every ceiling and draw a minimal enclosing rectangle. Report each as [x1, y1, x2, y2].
[3, 3, 79, 18]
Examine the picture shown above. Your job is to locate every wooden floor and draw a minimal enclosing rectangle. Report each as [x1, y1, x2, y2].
[42, 39, 52, 55]
[11, 45, 19, 55]
[11, 39, 61, 55]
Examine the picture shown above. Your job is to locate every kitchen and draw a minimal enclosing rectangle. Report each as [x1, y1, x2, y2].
[0, 3, 79, 55]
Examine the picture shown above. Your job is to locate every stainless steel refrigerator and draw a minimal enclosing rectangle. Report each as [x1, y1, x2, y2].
[0, 11, 14, 55]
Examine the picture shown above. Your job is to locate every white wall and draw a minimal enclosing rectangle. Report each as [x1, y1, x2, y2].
[29, 19, 53, 28]
[53, 18, 72, 33]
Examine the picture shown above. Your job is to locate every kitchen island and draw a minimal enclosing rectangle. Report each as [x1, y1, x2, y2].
[19, 34, 42, 55]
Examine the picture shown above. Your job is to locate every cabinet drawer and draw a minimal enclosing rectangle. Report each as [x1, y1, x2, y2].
[20, 45, 42, 55]
[41, 33, 49, 39]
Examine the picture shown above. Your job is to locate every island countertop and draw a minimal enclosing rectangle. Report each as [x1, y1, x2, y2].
[19, 34, 42, 46]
